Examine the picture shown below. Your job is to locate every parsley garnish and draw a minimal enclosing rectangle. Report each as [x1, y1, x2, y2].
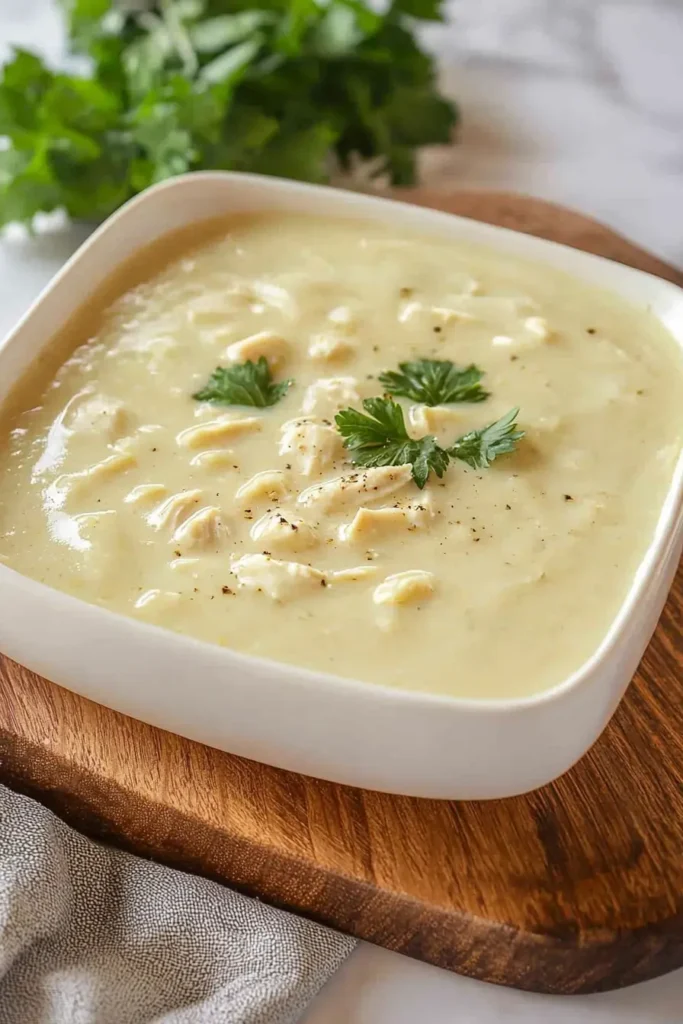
[379, 358, 488, 406]
[335, 397, 450, 489]
[193, 358, 292, 408]
[448, 408, 525, 469]
[336, 399, 524, 486]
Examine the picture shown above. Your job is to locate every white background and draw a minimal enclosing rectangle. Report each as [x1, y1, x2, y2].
[1, 1, 682, 1021]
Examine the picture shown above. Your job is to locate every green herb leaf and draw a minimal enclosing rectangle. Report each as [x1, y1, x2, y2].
[248, 122, 337, 183]
[389, 0, 445, 21]
[190, 13, 276, 55]
[379, 358, 489, 406]
[193, 358, 293, 408]
[448, 408, 525, 470]
[335, 396, 450, 488]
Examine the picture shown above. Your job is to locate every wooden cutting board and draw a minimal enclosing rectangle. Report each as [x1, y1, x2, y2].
[1, 191, 682, 996]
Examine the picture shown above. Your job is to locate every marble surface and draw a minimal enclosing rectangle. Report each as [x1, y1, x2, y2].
[422, 0, 683, 269]
[302, 944, 683, 1024]
[1, 1, 682, 1021]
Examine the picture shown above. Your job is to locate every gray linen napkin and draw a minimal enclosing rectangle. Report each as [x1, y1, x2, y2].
[0, 785, 356, 1024]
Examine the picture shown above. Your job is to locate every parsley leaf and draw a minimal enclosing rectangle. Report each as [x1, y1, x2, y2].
[448, 408, 525, 470]
[379, 358, 489, 406]
[193, 358, 293, 409]
[0, 0, 458, 227]
[336, 398, 524, 485]
[335, 396, 450, 488]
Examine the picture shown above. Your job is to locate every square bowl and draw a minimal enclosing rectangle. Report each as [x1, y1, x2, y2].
[0, 172, 681, 800]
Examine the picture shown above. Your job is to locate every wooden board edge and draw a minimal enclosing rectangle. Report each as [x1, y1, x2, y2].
[2, 725, 682, 996]
[397, 189, 683, 288]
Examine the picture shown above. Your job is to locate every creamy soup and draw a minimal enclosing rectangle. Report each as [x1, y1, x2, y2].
[0, 214, 681, 700]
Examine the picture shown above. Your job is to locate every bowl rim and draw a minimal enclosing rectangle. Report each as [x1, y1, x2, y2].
[1, 169, 682, 717]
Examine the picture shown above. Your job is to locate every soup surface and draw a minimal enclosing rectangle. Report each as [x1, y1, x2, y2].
[0, 214, 681, 699]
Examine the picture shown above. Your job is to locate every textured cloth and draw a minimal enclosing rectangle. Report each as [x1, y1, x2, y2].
[0, 785, 356, 1024]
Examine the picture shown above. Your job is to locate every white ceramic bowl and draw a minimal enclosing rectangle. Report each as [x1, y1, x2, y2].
[0, 172, 681, 799]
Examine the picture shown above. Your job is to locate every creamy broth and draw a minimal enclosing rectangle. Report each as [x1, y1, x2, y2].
[0, 214, 681, 700]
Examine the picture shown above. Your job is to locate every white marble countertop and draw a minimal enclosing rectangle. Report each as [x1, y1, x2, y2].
[423, 0, 683, 270]
[1, 0, 682, 1021]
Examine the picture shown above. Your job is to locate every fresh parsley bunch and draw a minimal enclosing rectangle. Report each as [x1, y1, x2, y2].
[0, 0, 458, 229]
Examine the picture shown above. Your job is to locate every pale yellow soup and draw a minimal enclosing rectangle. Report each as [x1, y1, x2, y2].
[0, 214, 681, 700]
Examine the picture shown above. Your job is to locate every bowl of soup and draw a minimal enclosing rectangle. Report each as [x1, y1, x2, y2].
[0, 172, 681, 798]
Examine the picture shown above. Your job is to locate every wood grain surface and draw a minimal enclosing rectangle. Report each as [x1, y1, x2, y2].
[1, 191, 682, 996]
